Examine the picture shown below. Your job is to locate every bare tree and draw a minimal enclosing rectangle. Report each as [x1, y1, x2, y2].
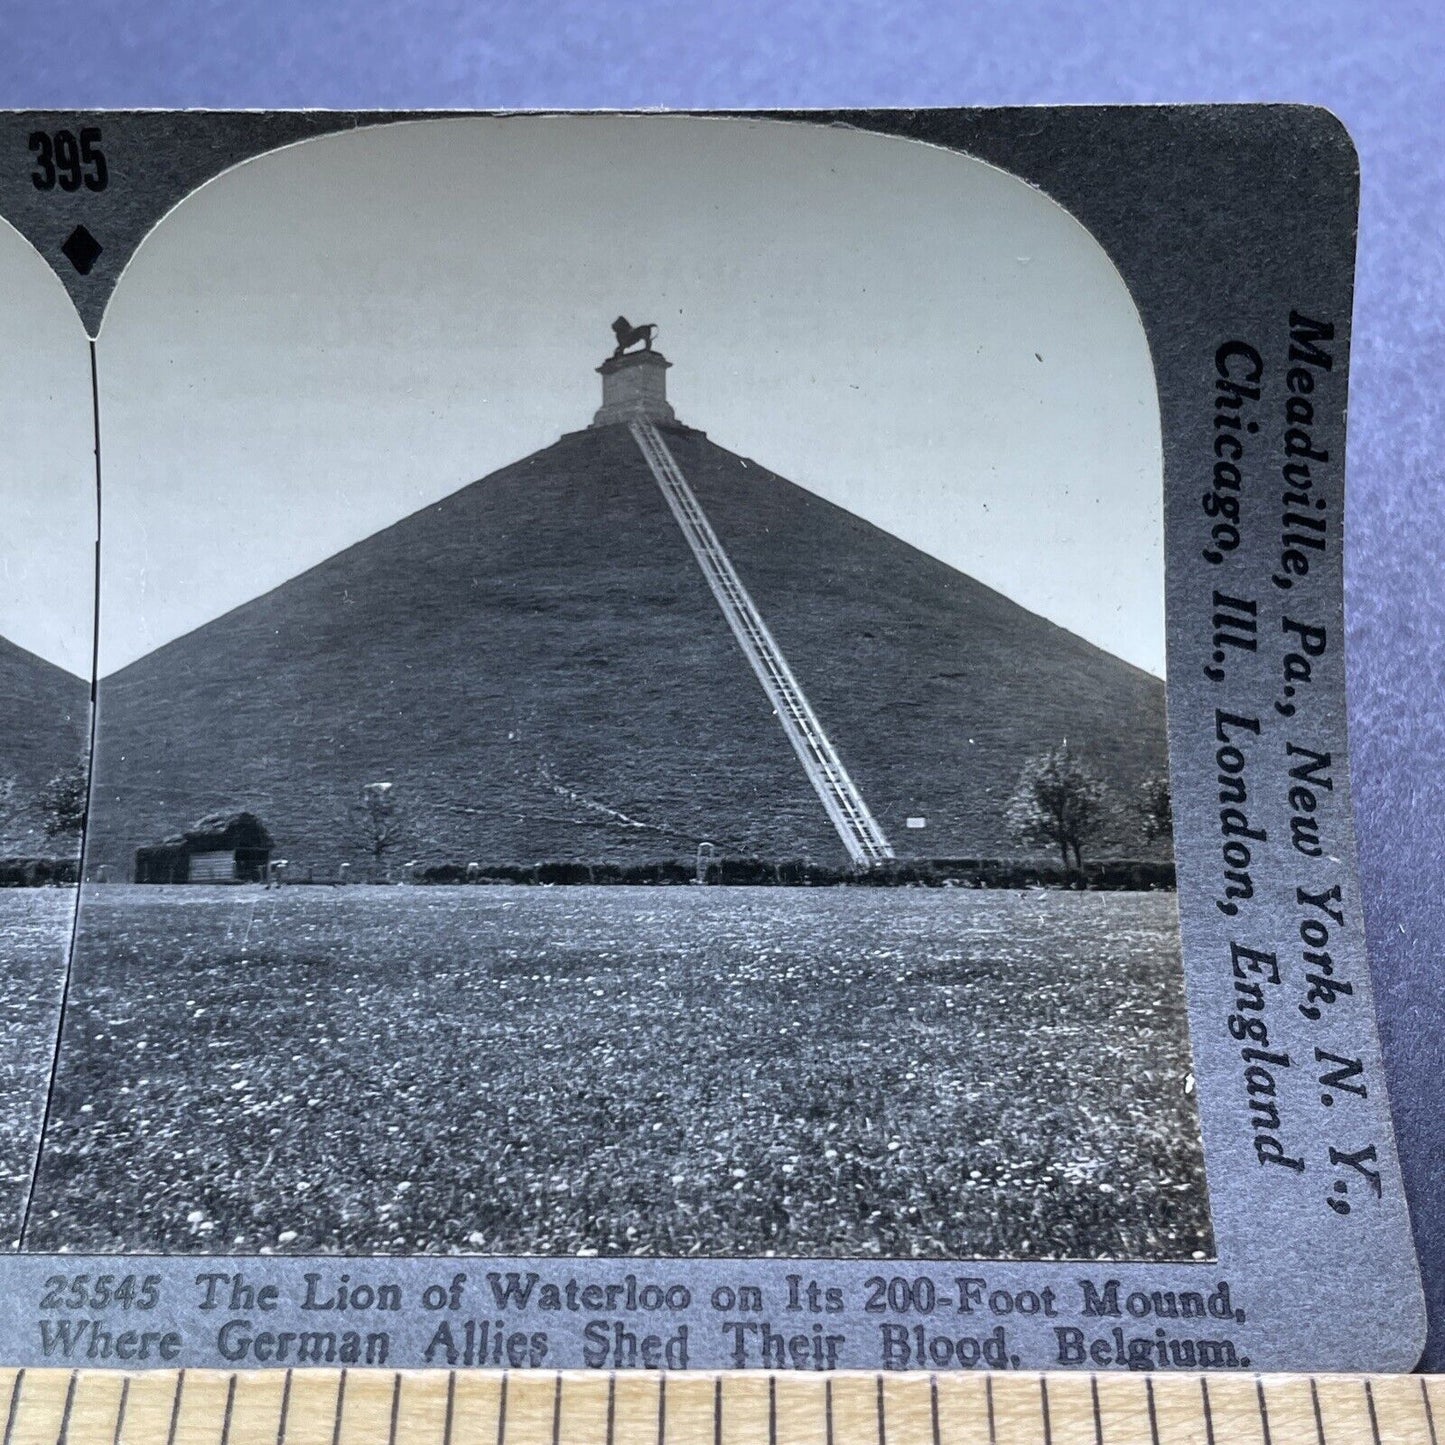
[39, 762, 88, 846]
[351, 781, 404, 880]
[1005, 743, 1108, 871]
[1137, 772, 1173, 846]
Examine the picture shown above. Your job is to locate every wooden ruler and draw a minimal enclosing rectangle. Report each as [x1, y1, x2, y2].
[0, 1369, 1439, 1444]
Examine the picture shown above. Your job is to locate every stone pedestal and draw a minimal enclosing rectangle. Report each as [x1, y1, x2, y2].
[592, 349, 678, 427]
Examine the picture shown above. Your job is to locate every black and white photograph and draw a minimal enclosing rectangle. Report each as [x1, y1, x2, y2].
[0, 216, 94, 1247]
[22, 116, 1210, 1262]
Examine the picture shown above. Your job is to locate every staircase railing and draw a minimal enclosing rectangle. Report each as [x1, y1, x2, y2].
[630, 419, 895, 867]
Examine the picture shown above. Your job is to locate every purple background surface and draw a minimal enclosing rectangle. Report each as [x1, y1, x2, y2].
[3, 0, 1441, 1368]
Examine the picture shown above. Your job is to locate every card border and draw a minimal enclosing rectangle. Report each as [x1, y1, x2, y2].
[0, 106, 1423, 1374]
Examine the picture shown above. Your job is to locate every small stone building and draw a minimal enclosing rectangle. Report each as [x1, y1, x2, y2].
[134, 811, 273, 884]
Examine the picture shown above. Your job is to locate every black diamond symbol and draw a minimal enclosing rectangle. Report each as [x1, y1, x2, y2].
[61, 224, 102, 276]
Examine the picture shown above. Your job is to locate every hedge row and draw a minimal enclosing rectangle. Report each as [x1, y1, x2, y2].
[0, 856, 80, 887]
[413, 858, 1176, 890]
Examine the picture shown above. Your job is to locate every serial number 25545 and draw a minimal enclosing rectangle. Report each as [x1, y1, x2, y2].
[39, 1274, 160, 1311]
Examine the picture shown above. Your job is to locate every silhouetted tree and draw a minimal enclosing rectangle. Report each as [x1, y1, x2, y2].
[1005, 743, 1108, 871]
[351, 781, 404, 880]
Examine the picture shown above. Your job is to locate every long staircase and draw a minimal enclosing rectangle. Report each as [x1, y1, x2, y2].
[629, 419, 895, 867]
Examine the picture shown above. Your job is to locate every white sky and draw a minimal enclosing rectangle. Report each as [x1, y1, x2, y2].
[0, 221, 95, 678]
[4, 116, 1165, 680]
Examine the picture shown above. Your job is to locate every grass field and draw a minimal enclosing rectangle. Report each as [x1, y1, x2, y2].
[28, 885, 1212, 1260]
[0, 890, 73, 1247]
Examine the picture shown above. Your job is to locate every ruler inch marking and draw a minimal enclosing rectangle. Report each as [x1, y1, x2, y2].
[659, 1373, 667, 1445]
[1424, 1377, 1439, 1445]
[111, 1378, 128, 1445]
[220, 1374, 238, 1445]
[1, 1369, 20, 1445]
[331, 1368, 347, 1445]
[877, 1373, 887, 1445]
[1144, 1376, 1160, 1445]
[1257, 1377, 1273, 1445]
[164, 1368, 185, 1445]
[1090, 1375, 1103, 1445]
[387, 1374, 401, 1445]
[713, 1376, 720, 1445]
[1364, 1379, 1382, 1445]
[1309, 1377, 1326, 1445]
[276, 1369, 293, 1445]
[986, 1374, 996, 1445]
[825, 1377, 833, 1445]
[497, 1373, 509, 1445]
[56, 1370, 78, 1445]
[929, 1375, 940, 1445]
[554, 1373, 564, 1445]
[1200, 1376, 1216, 1445]
[444, 1372, 456, 1445]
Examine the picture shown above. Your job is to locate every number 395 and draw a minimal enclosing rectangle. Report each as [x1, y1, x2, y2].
[30, 127, 108, 193]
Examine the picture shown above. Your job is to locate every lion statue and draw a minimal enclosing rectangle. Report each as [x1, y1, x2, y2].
[611, 316, 658, 357]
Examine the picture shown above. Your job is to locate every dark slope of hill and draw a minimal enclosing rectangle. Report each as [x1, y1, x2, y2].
[85, 424, 842, 877]
[0, 635, 89, 853]
[671, 428, 1170, 861]
[86, 420, 1168, 877]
